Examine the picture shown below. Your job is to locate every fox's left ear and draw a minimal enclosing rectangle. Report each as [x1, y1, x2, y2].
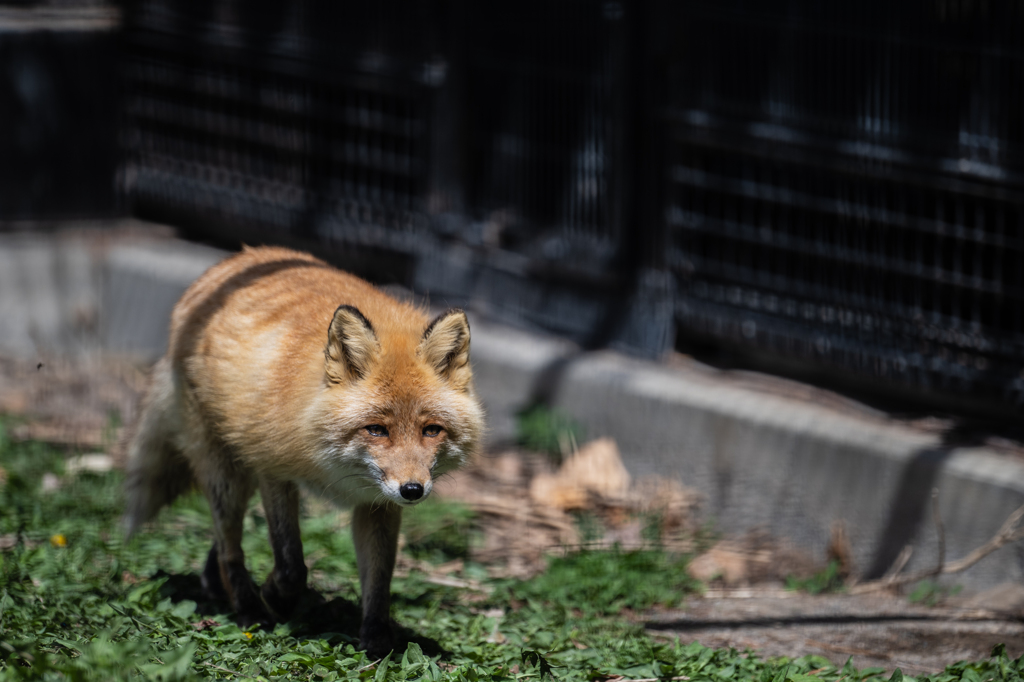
[419, 308, 472, 390]
[325, 305, 379, 383]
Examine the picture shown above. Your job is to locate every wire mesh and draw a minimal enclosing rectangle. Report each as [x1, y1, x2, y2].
[662, 0, 1024, 408]
[121, 0, 1024, 409]
[123, 0, 432, 252]
[457, 0, 622, 274]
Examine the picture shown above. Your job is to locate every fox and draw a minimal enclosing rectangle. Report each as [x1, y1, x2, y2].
[124, 245, 484, 656]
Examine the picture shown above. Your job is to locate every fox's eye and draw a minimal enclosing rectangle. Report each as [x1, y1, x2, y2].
[422, 424, 443, 437]
[365, 424, 389, 437]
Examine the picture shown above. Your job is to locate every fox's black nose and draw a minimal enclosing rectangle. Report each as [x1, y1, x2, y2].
[400, 483, 424, 501]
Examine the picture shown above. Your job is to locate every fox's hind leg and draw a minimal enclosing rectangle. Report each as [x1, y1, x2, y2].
[258, 477, 308, 617]
[194, 455, 266, 628]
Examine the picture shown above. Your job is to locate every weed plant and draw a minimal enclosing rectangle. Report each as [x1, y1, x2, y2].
[0, 423, 1020, 680]
[785, 561, 846, 595]
[515, 406, 584, 464]
[907, 581, 963, 607]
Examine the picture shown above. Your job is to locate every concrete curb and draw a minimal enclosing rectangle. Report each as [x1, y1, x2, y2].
[2, 227, 1022, 590]
[469, 322, 1024, 589]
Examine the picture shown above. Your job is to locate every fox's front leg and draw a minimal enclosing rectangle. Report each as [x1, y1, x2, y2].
[351, 503, 402, 657]
[259, 477, 308, 617]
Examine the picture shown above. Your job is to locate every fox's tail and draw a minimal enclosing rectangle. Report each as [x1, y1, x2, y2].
[124, 357, 194, 537]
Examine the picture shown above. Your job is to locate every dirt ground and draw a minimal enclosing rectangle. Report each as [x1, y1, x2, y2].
[3, 353, 1024, 674]
[649, 588, 1024, 673]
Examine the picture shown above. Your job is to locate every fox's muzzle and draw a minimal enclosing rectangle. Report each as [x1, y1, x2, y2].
[378, 475, 432, 505]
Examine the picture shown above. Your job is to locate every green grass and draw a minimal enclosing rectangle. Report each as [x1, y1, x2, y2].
[515, 406, 584, 464]
[506, 548, 700, 616]
[907, 581, 963, 607]
[785, 561, 846, 596]
[400, 499, 478, 562]
[1, 422, 1022, 680]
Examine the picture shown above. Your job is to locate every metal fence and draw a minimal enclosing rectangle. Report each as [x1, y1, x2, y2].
[660, 1, 1024, 413]
[121, 0, 1024, 413]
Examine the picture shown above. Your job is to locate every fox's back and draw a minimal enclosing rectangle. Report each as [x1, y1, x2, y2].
[166, 246, 431, 468]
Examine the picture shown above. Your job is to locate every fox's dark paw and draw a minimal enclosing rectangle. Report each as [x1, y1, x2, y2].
[200, 547, 227, 601]
[260, 579, 301, 619]
[236, 608, 276, 632]
[359, 619, 395, 660]
[200, 577, 226, 601]
[234, 581, 276, 632]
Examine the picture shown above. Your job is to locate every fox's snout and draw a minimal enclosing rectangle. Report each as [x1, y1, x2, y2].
[399, 482, 424, 501]
[358, 435, 440, 506]
[378, 474, 433, 505]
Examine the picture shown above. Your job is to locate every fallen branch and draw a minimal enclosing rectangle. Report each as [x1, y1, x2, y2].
[422, 575, 493, 592]
[356, 658, 382, 672]
[851, 500, 1024, 594]
[202, 661, 242, 677]
[882, 545, 913, 582]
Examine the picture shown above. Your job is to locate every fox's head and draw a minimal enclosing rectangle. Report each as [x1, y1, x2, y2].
[315, 305, 484, 507]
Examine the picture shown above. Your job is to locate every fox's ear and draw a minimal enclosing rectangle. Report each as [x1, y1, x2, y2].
[325, 305, 379, 382]
[419, 308, 472, 389]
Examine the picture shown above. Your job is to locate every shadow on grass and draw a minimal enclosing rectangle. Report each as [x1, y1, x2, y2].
[154, 570, 449, 658]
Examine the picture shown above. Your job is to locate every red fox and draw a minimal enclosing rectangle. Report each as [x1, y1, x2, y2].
[124, 246, 484, 656]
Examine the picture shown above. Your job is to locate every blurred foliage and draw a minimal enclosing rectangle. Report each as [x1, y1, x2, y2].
[400, 498, 478, 561]
[785, 560, 846, 595]
[515, 405, 585, 463]
[908, 580, 963, 607]
[505, 548, 700, 615]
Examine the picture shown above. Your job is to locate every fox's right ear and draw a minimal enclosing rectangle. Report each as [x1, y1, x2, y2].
[324, 305, 379, 383]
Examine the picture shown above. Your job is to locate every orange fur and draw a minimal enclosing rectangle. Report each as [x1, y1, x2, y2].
[125, 246, 484, 655]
